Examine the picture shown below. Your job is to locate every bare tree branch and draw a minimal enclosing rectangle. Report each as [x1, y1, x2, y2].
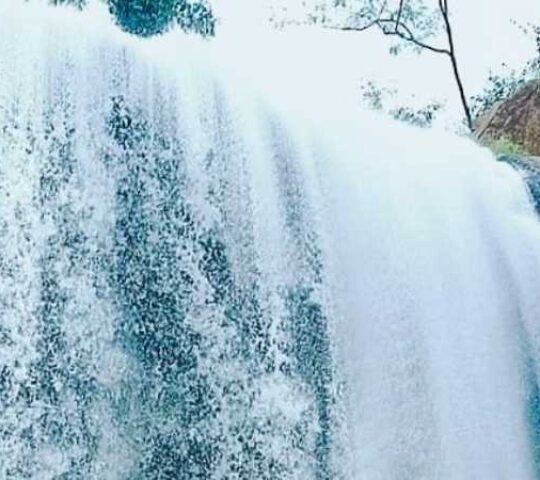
[377, 18, 450, 54]
[312, 0, 474, 131]
[395, 0, 405, 32]
[322, 17, 451, 56]
[438, 0, 473, 130]
[324, 19, 379, 32]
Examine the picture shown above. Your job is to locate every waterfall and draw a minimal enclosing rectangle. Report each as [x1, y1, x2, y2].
[2, 3, 540, 479]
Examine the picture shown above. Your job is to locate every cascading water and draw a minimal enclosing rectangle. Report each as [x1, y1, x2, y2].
[2, 3, 540, 480]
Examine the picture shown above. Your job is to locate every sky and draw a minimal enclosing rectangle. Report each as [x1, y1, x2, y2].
[208, 0, 540, 129]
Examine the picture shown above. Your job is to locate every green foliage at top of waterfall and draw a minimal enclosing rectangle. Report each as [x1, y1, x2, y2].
[49, 0, 215, 37]
[108, 0, 215, 37]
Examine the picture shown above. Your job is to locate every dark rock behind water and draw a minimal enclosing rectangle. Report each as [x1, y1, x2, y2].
[499, 155, 540, 215]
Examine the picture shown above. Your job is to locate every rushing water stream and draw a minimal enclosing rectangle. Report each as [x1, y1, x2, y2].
[2, 3, 540, 479]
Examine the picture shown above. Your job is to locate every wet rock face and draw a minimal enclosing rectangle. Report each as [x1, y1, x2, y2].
[499, 154, 540, 214]
[476, 81, 540, 156]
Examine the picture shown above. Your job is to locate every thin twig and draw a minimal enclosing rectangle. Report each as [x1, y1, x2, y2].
[322, 18, 450, 55]
[378, 18, 450, 54]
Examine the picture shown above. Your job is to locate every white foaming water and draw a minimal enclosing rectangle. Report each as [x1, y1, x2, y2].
[2, 2, 540, 479]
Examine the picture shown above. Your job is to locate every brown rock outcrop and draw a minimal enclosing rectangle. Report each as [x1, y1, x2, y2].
[475, 80, 540, 155]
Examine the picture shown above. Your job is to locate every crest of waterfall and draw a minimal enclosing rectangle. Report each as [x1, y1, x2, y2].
[2, 3, 540, 480]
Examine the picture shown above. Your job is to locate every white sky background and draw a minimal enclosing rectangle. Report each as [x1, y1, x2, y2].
[208, 0, 540, 130]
